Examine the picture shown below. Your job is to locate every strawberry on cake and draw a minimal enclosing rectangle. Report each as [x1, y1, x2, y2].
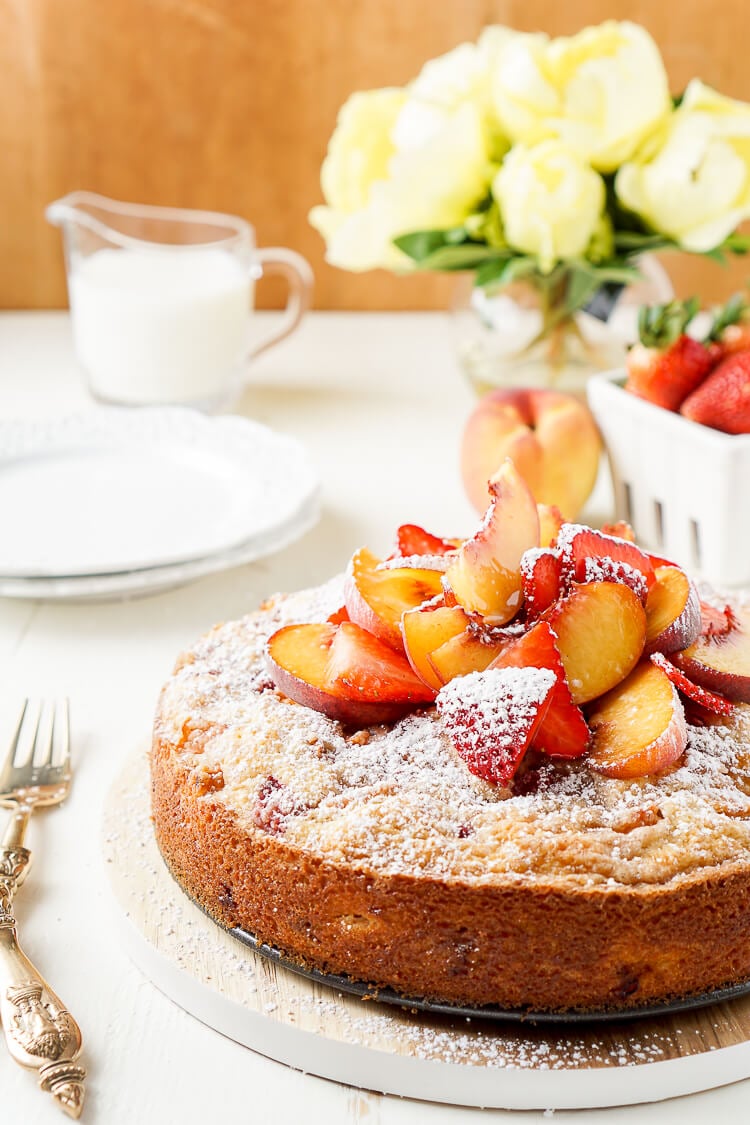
[151, 460, 750, 1014]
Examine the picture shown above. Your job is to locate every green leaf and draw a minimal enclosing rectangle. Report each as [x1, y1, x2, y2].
[393, 228, 466, 262]
[562, 269, 601, 318]
[613, 231, 678, 253]
[416, 244, 507, 272]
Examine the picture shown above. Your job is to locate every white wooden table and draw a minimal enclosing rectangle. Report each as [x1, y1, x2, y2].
[0, 310, 748, 1123]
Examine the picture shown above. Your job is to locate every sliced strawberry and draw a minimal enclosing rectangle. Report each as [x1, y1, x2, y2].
[327, 622, 436, 704]
[490, 620, 590, 758]
[394, 523, 457, 558]
[557, 524, 655, 601]
[649, 652, 734, 717]
[700, 601, 738, 638]
[680, 351, 750, 434]
[436, 666, 555, 785]
[520, 548, 562, 619]
[266, 621, 433, 727]
[327, 605, 350, 625]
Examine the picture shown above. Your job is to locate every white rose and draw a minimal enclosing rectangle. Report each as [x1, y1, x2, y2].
[493, 140, 605, 271]
[311, 101, 492, 272]
[615, 80, 750, 251]
[316, 88, 406, 215]
[490, 21, 670, 171]
[394, 41, 507, 162]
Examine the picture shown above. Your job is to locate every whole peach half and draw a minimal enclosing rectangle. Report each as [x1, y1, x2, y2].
[461, 388, 602, 520]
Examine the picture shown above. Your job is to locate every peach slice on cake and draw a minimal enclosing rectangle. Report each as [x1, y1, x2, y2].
[401, 603, 469, 692]
[587, 661, 687, 779]
[427, 626, 509, 686]
[437, 666, 556, 785]
[345, 546, 444, 652]
[644, 565, 701, 656]
[537, 503, 564, 548]
[490, 621, 590, 759]
[543, 581, 647, 705]
[673, 605, 750, 703]
[444, 459, 539, 625]
[266, 621, 435, 727]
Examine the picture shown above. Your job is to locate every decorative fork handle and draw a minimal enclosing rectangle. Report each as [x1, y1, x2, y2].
[0, 919, 85, 1118]
[0, 813, 86, 1118]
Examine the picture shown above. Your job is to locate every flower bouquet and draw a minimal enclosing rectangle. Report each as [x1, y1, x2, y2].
[310, 21, 750, 393]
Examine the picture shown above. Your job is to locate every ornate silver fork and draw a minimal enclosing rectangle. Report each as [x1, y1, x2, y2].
[0, 699, 86, 1119]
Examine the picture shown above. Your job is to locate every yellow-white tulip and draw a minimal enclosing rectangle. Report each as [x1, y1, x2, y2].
[490, 21, 670, 172]
[616, 80, 750, 252]
[493, 140, 605, 271]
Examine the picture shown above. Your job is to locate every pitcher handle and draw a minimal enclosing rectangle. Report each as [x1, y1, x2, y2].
[249, 247, 313, 362]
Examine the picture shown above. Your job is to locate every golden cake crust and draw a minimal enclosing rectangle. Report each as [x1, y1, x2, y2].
[150, 582, 750, 1012]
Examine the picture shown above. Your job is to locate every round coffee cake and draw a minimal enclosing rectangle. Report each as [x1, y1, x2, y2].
[151, 580, 750, 1013]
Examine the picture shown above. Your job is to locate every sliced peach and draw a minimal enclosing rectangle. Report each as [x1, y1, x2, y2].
[644, 565, 701, 655]
[444, 459, 539, 625]
[490, 621, 590, 758]
[537, 503, 564, 547]
[428, 627, 508, 686]
[601, 520, 636, 542]
[587, 662, 687, 779]
[266, 621, 434, 726]
[401, 603, 469, 692]
[544, 582, 647, 705]
[345, 546, 443, 652]
[673, 605, 750, 703]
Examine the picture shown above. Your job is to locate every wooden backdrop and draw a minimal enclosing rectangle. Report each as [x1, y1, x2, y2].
[0, 0, 746, 310]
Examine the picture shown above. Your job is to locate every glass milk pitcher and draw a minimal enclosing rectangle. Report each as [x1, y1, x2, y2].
[47, 192, 313, 410]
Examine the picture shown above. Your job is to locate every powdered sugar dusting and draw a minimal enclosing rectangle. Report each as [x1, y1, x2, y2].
[581, 556, 648, 600]
[155, 584, 750, 889]
[438, 668, 555, 728]
[378, 555, 452, 572]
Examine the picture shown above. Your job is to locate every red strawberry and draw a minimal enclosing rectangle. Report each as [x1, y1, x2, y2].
[556, 524, 655, 602]
[394, 523, 457, 557]
[326, 622, 436, 704]
[650, 652, 734, 717]
[490, 620, 590, 759]
[327, 605, 350, 625]
[706, 292, 750, 359]
[625, 298, 714, 411]
[699, 601, 738, 639]
[436, 666, 555, 785]
[680, 351, 750, 434]
[520, 548, 562, 619]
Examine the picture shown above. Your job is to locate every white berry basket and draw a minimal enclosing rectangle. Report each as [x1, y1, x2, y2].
[587, 369, 750, 587]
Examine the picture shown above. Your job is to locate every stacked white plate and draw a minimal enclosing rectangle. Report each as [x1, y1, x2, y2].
[0, 408, 320, 600]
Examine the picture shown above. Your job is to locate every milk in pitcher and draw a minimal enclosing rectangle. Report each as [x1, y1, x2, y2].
[69, 246, 252, 406]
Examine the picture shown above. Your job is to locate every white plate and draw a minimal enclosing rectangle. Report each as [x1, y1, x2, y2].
[0, 408, 319, 597]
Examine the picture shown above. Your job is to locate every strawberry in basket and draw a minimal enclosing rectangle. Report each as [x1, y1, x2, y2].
[625, 298, 715, 411]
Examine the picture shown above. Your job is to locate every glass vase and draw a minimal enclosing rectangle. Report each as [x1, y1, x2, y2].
[452, 257, 673, 400]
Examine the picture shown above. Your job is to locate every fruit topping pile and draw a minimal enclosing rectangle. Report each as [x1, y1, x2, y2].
[625, 295, 750, 434]
[266, 461, 748, 788]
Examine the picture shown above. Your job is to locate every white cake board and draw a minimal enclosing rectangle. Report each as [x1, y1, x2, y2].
[103, 749, 750, 1110]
